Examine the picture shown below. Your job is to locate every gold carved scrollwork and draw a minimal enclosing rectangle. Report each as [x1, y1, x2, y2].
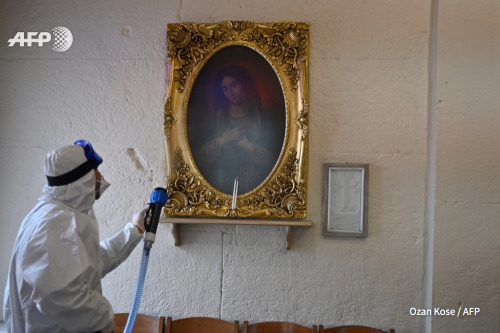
[164, 21, 309, 219]
[297, 99, 309, 141]
[167, 21, 309, 92]
[165, 147, 306, 218]
[242, 22, 309, 92]
[163, 97, 176, 139]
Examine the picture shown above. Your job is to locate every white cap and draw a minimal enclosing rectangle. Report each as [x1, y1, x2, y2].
[44, 144, 88, 177]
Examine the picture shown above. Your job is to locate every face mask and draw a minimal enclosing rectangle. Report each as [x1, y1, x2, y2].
[95, 175, 110, 200]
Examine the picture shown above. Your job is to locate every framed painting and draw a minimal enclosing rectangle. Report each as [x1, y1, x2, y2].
[323, 164, 369, 237]
[163, 21, 309, 219]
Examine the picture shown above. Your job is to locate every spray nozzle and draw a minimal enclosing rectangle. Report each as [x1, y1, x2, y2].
[143, 187, 168, 243]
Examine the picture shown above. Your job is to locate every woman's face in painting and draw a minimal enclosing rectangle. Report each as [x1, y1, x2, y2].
[221, 76, 243, 105]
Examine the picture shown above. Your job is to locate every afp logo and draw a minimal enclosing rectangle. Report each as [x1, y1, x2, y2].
[7, 26, 73, 52]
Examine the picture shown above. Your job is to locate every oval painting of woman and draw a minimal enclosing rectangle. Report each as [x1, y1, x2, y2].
[187, 45, 286, 195]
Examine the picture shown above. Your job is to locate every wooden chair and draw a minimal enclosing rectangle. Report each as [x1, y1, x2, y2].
[243, 321, 317, 333]
[319, 325, 395, 333]
[114, 313, 166, 333]
[165, 316, 239, 333]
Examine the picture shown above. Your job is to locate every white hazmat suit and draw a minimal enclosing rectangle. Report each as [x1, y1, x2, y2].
[3, 144, 144, 332]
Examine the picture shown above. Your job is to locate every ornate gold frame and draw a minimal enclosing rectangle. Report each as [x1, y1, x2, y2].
[164, 21, 309, 219]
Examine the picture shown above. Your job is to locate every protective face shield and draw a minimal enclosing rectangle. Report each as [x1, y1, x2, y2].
[95, 172, 110, 200]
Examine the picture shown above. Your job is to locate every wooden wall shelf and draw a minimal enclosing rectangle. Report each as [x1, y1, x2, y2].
[159, 217, 313, 250]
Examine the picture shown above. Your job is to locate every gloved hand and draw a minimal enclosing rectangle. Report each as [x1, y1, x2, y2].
[132, 206, 150, 234]
[100, 320, 114, 333]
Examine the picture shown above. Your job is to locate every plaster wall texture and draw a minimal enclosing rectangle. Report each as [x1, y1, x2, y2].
[0, 0, 497, 332]
[432, 0, 500, 332]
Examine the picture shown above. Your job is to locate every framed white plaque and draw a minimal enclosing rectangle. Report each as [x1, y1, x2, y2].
[323, 164, 368, 237]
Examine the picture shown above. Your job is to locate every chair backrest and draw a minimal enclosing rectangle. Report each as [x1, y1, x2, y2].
[319, 325, 395, 333]
[114, 313, 166, 333]
[165, 316, 239, 333]
[243, 321, 317, 333]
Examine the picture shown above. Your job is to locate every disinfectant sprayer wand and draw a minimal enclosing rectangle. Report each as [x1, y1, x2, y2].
[124, 187, 168, 333]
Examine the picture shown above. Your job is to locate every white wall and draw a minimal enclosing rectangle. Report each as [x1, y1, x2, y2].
[0, 1, 498, 332]
[432, 0, 500, 331]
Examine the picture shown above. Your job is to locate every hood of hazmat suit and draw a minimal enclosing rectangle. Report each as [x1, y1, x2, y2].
[3, 144, 143, 333]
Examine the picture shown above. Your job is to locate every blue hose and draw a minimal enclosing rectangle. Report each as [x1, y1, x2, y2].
[123, 240, 153, 333]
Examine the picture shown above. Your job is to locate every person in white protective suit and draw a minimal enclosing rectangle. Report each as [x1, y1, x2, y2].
[3, 140, 149, 333]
